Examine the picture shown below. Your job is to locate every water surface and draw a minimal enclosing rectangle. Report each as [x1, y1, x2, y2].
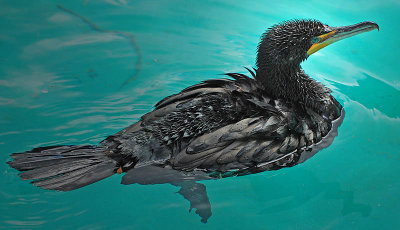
[1, 0, 399, 229]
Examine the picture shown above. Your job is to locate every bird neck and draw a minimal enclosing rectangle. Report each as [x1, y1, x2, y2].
[255, 64, 331, 111]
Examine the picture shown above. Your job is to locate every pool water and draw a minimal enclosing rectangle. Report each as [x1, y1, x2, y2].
[1, 0, 399, 229]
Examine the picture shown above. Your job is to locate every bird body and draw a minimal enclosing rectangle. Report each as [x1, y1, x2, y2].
[8, 19, 378, 222]
[102, 69, 342, 175]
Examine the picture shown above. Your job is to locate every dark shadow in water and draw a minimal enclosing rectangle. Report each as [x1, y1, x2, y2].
[329, 72, 400, 118]
[56, 4, 142, 88]
[121, 165, 212, 223]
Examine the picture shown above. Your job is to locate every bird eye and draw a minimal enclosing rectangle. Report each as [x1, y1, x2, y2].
[311, 37, 320, 44]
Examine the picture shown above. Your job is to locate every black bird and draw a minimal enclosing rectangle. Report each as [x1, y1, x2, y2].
[8, 19, 378, 222]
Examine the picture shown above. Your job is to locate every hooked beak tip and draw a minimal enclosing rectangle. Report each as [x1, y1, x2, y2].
[367, 21, 379, 31]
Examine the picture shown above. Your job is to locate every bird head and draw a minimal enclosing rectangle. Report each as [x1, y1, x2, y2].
[256, 19, 379, 70]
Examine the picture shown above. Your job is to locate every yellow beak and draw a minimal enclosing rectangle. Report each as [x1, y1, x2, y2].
[307, 21, 379, 56]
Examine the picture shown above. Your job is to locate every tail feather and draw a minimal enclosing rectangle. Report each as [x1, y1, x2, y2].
[11, 146, 93, 159]
[31, 164, 99, 188]
[54, 161, 115, 191]
[19, 159, 96, 180]
[9, 157, 92, 172]
[8, 145, 117, 191]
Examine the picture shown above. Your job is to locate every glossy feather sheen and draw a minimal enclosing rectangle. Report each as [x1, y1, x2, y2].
[104, 69, 342, 175]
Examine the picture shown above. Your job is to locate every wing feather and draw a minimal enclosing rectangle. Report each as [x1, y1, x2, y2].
[171, 114, 294, 171]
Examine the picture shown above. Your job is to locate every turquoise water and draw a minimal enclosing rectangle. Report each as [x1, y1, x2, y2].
[1, 0, 399, 229]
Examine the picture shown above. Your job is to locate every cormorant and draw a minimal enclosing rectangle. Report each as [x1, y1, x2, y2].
[8, 19, 378, 222]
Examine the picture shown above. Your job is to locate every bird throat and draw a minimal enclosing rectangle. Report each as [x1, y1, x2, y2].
[255, 64, 329, 111]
